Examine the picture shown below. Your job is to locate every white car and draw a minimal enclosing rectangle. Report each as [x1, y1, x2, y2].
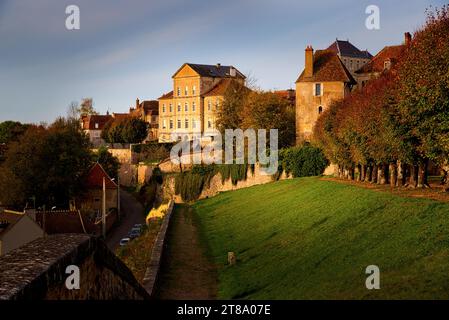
[119, 238, 131, 246]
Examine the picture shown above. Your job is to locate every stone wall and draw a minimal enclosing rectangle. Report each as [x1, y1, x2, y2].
[0, 234, 150, 300]
[163, 163, 291, 203]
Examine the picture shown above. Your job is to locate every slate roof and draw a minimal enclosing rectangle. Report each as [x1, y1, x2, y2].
[355, 45, 405, 74]
[173, 63, 246, 79]
[296, 50, 356, 84]
[327, 40, 373, 59]
[85, 163, 117, 189]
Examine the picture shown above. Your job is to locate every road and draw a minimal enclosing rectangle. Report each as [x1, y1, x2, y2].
[106, 190, 145, 251]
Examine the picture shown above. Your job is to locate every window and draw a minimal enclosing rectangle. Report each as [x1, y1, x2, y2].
[192, 119, 196, 129]
[192, 102, 196, 112]
[177, 87, 181, 96]
[192, 86, 196, 95]
[177, 103, 181, 112]
[169, 103, 173, 112]
[95, 123, 99, 129]
[185, 102, 188, 112]
[162, 104, 166, 113]
[208, 100, 211, 111]
[185, 119, 189, 128]
[215, 99, 219, 109]
[177, 119, 181, 128]
[315, 83, 322, 96]
[162, 119, 167, 129]
[169, 120, 173, 129]
[185, 86, 188, 96]
[208, 119, 212, 129]
[318, 106, 323, 114]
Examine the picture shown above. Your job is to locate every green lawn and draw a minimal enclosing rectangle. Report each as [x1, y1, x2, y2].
[193, 177, 449, 299]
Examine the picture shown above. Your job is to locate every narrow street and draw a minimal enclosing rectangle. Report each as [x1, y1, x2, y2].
[154, 205, 217, 299]
[106, 190, 145, 251]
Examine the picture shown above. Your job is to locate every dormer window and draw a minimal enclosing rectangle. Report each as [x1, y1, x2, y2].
[95, 123, 99, 129]
[384, 60, 391, 71]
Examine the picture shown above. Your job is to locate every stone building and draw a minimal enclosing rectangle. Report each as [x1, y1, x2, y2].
[158, 63, 246, 142]
[80, 114, 113, 147]
[0, 210, 44, 256]
[295, 46, 356, 143]
[355, 33, 411, 87]
[327, 39, 372, 79]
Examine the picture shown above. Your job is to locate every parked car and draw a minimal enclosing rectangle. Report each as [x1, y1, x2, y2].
[128, 229, 140, 239]
[119, 238, 130, 246]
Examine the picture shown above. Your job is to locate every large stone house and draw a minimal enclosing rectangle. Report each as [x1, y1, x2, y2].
[80, 114, 113, 147]
[326, 39, 372, 77]
[295, 46, 356, 143]
[0, 210, 44, 256]
[158, 63, 246, 142]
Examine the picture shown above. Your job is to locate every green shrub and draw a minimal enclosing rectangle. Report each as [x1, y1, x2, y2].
[280, 144, 329, 178]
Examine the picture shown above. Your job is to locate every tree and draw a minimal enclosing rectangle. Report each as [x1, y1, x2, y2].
[216, 81, 250, 132]
[78, 98, 98, 116]
[93, 146, 120, 180]
[0, 118, 92, 209]
[0, 121, 30, 144]
[101, 116, 149, 144]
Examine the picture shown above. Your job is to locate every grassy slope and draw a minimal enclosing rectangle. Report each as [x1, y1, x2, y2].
[193, 177, 449, 299]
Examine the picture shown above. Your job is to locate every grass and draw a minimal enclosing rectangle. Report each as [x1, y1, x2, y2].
[193, 177, 449, 299]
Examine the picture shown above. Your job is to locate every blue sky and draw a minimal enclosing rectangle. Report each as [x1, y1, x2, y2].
[0, 0, 444, 123]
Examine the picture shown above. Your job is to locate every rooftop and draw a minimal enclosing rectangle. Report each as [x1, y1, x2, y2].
[355, 44, 406, 74]
[327, 39, 373, 59]
[85, 162, 117, 189]
[173, 63, 246, 79]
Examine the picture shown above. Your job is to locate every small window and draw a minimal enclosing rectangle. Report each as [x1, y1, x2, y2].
[185, 119, 189, 128]
[192, 102, 196, 112]
[177, 87, 181, 96]
[169, 120, 173, 129]
[169, 103, 173, 112]
[208, 119, 212, 128]
[185, 86, 188, 96]
[315, 83, 322, 96]
[162, 104, 166, 113]
[177, 104, 181, 112]
[192, 86, 196, 95]
[95, 123, 99, 129]
[162, 120, 167, 129]
[185, 102, 188, 112]
[318, 106, 323, 114]
[192, 119, 196, 129]
[208, 101, 211, 111]
[177, 119, 181, 128]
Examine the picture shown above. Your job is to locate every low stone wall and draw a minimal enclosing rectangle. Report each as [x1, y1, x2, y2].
[0, 234, 150, 300]
[142, 200, 175, 297]
[163, 163, 291, 203]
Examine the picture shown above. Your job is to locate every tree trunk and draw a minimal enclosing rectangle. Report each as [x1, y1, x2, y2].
[409, 164, 418, 188]
[378, 164, 388, 185]
[356, 165, 362, 182]
[372, 165, 378, 184]
[442, 165, 449, 192]
[396, 161, 406, 187]
[349, 166, 355, 180]
[361, 165, 367, 182]
[366, 165, 372, 183]
[417, 160, 429, 188]
[389, 162, 397, 187]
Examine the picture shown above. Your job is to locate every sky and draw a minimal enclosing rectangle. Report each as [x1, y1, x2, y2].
[0, 0, 445, 123]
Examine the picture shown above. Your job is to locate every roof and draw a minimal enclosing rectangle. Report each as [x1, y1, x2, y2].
[85, 163, 117, 189]
[139, 100, 159, 115]
[202, 78, 234, 96]
[0, 211, 25, 239]
[158, 91, 173, 100]
[296, 50, 356, 84]
[111, 113, 129, 120]
[172, 63, 246, 79]
[81, 115, 112, 130]
[355, 45, 405, 74]
[327, 40, 373, 59]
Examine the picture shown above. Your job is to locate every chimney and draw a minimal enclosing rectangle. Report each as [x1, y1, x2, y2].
[305, 46, 314, 78]
[136, 98, 140, 109]
[216, 63, 221, 68]
[404, 32, 412, 46]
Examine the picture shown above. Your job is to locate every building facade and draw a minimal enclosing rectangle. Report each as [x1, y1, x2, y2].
[326, 39, 372, 79]
[295, 46, 356, 143]
[158, 63, 245, 142]
[80, 114, 113, 147]
[129, 98, 159, 141]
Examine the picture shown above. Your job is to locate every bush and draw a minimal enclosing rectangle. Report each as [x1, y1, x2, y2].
[280, 144, 329, 178]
